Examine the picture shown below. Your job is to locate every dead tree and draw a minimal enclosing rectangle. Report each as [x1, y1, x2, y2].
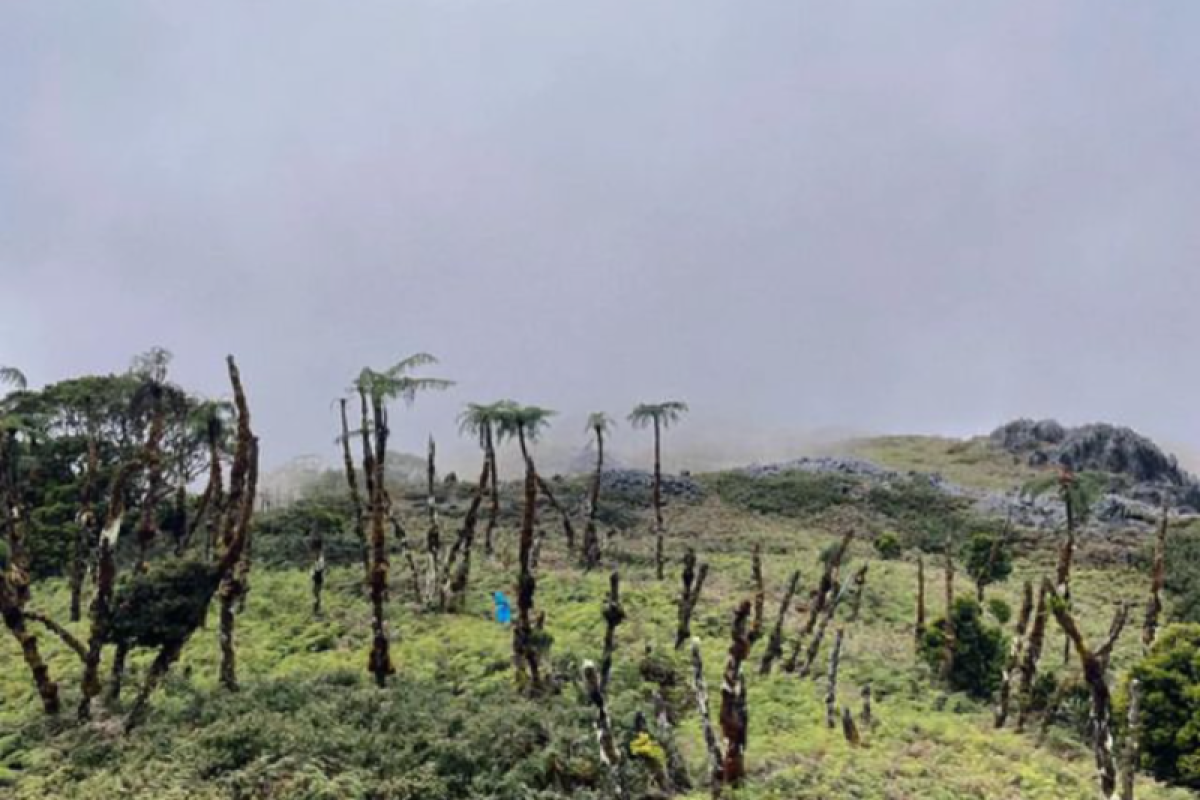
[1056, 468, 1079, 664]
[915, 552, 926, 645]
[653, 688, 692, 793]
[994, 580, 1034, 728]
[860, 683, 873, 729]
[125, 356, 259, 732]
[1046, 579, 1130, 799]
[1120, 679, 1141, 800]
[689, 638, 724, 797]
[797, 581, 851, 678]
[68, 438, 100, 622]
[535, 472, 576, 553]
[362, 390, 394, 687]
[581, 660, 627, 799]
[581, 413, 612, 571]
[599, 571, 625, 691]
[441, 455, 492, 612]
[424, 437, 444, 609]
[785, 530, 854, 673]
[841, 706, 861, 746]
[759, 569, 801, 675]
[78, 458, 143, 722]
[512, 457, 544, 693]
[675, 548, 709, 649]
[310, 532, 326, 617]
[1142, 504, 1169, 652]
[749, 544, 765, 643]
[1015, 580, 1050, 732]
[0, 558, 60, 715]
[338, 398, 370, 580]
[847, 563, 869, 623]
[719, 601, 752, 788]
[134, 389, 166, 572]
[825, 627, 844, 729]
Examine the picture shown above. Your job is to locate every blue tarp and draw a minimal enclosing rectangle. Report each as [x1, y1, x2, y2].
[492, 591, 511, 624]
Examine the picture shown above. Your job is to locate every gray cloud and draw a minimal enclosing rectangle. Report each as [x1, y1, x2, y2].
[2, 1, 1199, 472]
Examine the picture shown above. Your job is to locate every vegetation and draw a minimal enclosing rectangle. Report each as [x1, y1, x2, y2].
[1126, 624, 1200, 790]
[1, 367, 1194, 799]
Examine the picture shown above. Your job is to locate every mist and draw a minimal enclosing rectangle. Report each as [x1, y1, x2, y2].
[3, 1, 1199, 475]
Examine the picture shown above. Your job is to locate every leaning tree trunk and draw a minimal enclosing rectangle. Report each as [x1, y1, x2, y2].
[599, 571, 625, 691]
[0, 577, 60, 715]
[1142, 503, 1168, 652]
[759, 569, 801, 675]
[442, 454, 492, 612]
[689, 638, 724, 797]
[718, 600, 752, 788]
[1016, 580, 1050, 732]
[675, 548, 709, 649]
[78, 458, 141, 722]
[339, 398, 370, 582]
[1047, 579, 1130, 800]
[825, 627, 844, 729]
[994, 580, 1034, 728]
[69, 437, 100, 622]
[134, 395, 166, 573]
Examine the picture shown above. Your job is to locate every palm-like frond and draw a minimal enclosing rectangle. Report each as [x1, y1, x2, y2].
[494, 401, 555, 443]
[0, 366, 27, 391]
[628, 401, 689, 429]
[353, 354, 454, 405]
[585, 412, 615, 436]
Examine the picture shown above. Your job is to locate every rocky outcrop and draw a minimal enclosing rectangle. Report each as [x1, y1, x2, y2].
[599, 469, 704, 502]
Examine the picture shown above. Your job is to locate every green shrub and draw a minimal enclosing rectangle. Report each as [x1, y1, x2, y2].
[964, 531, 1013, 598]
[1164, 526, 1200, 624]
[986, 597, 1012, 626]
[918, 597, 1006, 699]
[710, 471, 857, 518]
[873, 532, 903, 560]
[108, 559, 220, 649]
[1126, 623, 1200, 789]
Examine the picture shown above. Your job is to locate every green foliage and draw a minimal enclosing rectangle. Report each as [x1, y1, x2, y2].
[864, 477, 977, 552]
[1127, 624, 1200, 789]
[710, 471, 857, 518]
[1163, 525, 1200, 624]
[986, 597, 1012, 626]
[919, 597, 1006, 699]
[108, 559, 220, 649]
[627, 401, 688, 430]
[251, 498, 353, 567]
[873, 532, 903, 560]
[964, 531, 1013, 595]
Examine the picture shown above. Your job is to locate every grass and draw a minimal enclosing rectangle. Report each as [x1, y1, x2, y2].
[844, 435, 1044, 492]
[0, 489, 1188, 799]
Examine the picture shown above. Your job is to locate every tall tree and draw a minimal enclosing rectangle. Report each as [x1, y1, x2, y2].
[627, 401, 689, 579]
[495, 402, 577, 552]
[352, 354, 452, 686]
[1142, 502, 1169, 651]
[458, 402, 505, 557]
[581, 412, 614, 571]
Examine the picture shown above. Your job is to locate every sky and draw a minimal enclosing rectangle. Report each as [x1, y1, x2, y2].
[2, 2, 1199, 474]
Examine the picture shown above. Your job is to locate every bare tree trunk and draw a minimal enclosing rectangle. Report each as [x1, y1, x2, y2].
[790, 530, 855, 672]
[443, 456, 491, 612]
[759, 569, 801, 675]
[688, 638, 724, 798]
[599, 571, 625, 691]
[675, 548, 709, 649]
[1046, 579, 1129, 799]
[1016, 581, 1050, 732]
[69, 437, 100, 622]
[825, 627, 844, 729]
[366, 395, 394, 687]
[798, 581, 849, 678]
[654, 688, 692, 792]
[311, 541, 326, 617]
[995, 580, 1034, 729]
[749, 544, 765, 643]
[135, 396, 166, 573]
[915, 553, 926, 646]
[106, 642, 130, 704]
[483, 427, 500, 557]
[425, 437, 444, 609]
[582, 428, 605, 571]
[513, 457, 543, 693]
[535, 473, 576, 553]
[1142, 504, 1168, 652]
[581, 660, 626, 799]
[847, 563, 869, 623]
[0, 580, 60, 715]
[861, 683, 873, 729]
[339, 398, 370, 581]
[25, 610, 86, 660]
[841, 706, 861, 746]
[1120, 679, 1140, 800]
[1057, 471, 1078, 666]
[123, 639, 184, 733]
[719, 600, 752, 788]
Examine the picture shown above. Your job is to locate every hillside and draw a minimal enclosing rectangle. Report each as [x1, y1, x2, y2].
[1, 481, 1191, 799]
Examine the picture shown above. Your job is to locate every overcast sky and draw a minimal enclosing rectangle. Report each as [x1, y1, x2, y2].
[2, 2, 1199, 473]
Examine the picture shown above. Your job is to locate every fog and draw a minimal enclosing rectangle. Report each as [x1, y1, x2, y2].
[3, 2, 1199, 474]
